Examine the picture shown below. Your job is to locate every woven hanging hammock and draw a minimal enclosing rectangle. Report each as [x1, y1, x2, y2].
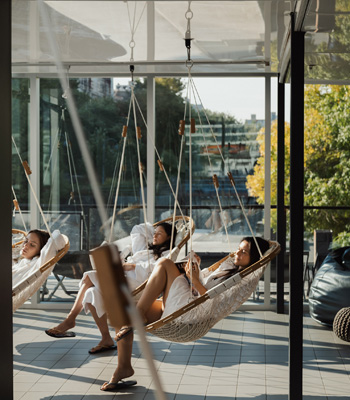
[144, 240, 280, 342]
[12, 228, 27, 249]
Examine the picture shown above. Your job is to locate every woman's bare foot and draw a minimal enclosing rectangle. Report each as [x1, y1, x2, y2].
[100, 366, 135, 391]
[46, 317, 75, 335]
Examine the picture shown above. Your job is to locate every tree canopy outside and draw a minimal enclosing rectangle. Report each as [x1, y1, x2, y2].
[246, 84, 350, 246]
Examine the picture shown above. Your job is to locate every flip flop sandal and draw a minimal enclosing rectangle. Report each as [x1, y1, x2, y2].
[100, 379, 137, 391]
[88, 344, 117, 354]
[115, 326, 133, 342]
[45, 328, 76, 338]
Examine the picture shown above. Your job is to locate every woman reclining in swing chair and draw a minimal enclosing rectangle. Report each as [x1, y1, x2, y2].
[100, 236, 269, 392]
[45, 221, 177, 354]
[12, 229, 50, 286]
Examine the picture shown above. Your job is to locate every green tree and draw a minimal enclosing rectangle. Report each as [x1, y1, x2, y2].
[246, 84, 350, 246]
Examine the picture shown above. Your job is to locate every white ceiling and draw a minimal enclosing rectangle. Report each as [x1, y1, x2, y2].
[11, 0, 350, 82]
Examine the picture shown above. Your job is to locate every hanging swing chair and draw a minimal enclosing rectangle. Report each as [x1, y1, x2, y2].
[12, 228, 26, 248]
[12, 228, 27, 262]
[145, 240, 280, 342]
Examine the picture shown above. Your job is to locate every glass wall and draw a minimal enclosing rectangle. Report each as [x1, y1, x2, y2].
[12, 75, 277, 305]
[12, 78, 30, 231]
[154, 77, 269, 261]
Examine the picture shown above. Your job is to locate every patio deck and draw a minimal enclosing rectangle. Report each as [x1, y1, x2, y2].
[13, 308, 349, 400]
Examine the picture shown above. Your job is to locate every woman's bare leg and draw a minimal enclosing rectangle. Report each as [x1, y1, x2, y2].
[104, 259, 181, 389]
[48, 274, 94, 333]
[136, 258, 181, 321]
[87, 303, 115, 351]
[100, 331, 134, 389]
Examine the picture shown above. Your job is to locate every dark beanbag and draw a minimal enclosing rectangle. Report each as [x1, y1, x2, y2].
[309, 247, 350, 327]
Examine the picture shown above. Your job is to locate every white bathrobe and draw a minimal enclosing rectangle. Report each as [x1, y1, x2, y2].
[81, 223, 170, 318]
[12, 230, 66, 289]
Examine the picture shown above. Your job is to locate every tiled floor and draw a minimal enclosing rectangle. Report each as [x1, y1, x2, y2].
[13, 309, 349, 400]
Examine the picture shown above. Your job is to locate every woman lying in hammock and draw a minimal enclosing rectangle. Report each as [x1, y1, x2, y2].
[100, 236, 269, 392]
[12, 229, 50, 287]
[45, 222, 177, 354]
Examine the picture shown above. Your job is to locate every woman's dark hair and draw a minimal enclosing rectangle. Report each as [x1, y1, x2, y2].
[28, 229, 50, 254]
[241, 236, 270, 266]
[148, 222, 177, 260]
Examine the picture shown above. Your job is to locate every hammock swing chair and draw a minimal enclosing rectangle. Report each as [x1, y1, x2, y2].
[11, 138, 70, 312]
[99, 83, 195, 268]
[98, 6, 196, 264]
[94, 3, 281, 344]
[12, 228, 27, 262]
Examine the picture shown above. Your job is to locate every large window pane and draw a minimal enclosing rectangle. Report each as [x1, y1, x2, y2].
[155, 77, 268, 255]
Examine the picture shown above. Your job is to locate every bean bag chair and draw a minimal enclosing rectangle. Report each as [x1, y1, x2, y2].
[309, 246, 350, 327]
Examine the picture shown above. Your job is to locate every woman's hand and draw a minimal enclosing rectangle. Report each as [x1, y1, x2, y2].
[184, 254, 207, 296]
[122, 262, 136, 271]
[184, 258, 200, 281]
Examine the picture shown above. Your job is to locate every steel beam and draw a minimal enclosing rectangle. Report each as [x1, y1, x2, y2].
[0, 0, 14, 398]
[276, 79, 286, 314]
[289, 12, 305, 400]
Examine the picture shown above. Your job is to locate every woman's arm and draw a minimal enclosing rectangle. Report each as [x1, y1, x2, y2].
[130, 223, 154, 254]
[184, 257, 207, 296]
[122, 262, 136, 271]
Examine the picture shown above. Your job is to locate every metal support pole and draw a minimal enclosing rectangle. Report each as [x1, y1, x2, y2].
[264, 76, 271, 306]
[277, 78, 286, 314]
[146, 77, 155, 223]
[0, 0, 14, 398]
[289, 13, 305, 400]
[29, 77, 41, 230]
[146, 2, 155, 223]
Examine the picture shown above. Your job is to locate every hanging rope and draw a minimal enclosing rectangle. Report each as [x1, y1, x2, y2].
[42, 106, 88, 235]
[108, 2, 190, 248]
[12, 186, 28, 233]
[189, 79, 263, 258]
[12, 136, 54, 241]
[189, 78, 231, 247]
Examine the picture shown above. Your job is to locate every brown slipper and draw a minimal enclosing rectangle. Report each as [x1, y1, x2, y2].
[45, 328, 76, 338]
[100, 379, 137, 391]
[88, 344, 117, 354]
[115, 326, 133, 342]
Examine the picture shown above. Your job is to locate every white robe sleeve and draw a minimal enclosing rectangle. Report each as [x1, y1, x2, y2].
[130, 223, 154, 254]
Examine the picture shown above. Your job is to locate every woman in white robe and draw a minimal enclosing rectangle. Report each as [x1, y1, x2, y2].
[45, 222, 176, 354]
[12, 229, 50, 287]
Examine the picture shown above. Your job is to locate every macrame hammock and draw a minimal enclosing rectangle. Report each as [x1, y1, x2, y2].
[116, 5, 280, 343]
[12, 138, 70, 312]
[101, 15, 196, 264]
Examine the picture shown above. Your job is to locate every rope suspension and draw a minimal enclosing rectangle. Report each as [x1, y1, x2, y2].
[108, 2, 191, 249]
[181, 1, 263, 260]
[12, 186, 27, 233]
[12, 136, 53, 238]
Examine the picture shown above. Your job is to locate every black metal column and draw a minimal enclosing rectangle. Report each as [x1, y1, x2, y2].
[0, 0, 13, 399]
[289, 13, 305, 400]
[276, 78, 286, 314]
